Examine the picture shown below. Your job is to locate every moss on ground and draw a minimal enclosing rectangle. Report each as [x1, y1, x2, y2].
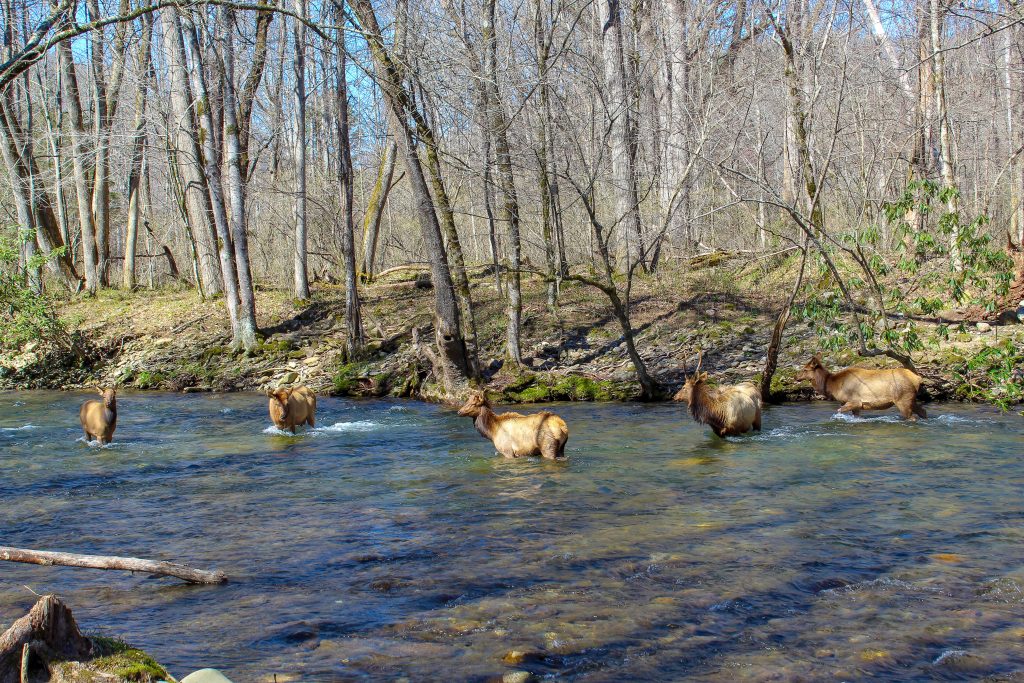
[500, 371, 635, 403]
[49, 636, 172, 682]
[88, 636, 171, 681]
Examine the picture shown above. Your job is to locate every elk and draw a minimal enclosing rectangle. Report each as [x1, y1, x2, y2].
[673, 352, 762, 437]
[80, 387, 117, 444]
[267, 386, 317, 433]
[457, 390, 568, 459]
[796, 354, 926, 420]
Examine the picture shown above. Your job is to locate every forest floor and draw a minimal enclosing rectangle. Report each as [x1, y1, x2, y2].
[2, 254, 1022, 406]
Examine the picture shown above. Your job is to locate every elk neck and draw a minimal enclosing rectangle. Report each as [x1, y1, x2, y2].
[812, 366, 833, 398]
[689, 383, 726, 433]
[474, 406, 499, 442]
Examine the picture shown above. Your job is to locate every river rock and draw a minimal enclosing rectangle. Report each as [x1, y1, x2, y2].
[181, 670, 235, 683]
[976, 322, 992, 333]
[281, 371, 299, 384]
[502, 672, 533, 683]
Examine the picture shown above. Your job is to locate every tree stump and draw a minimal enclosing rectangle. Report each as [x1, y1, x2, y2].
[0, 596, 92, 683]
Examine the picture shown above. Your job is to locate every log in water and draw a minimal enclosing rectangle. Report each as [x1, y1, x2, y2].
[0, 547, 226, 585]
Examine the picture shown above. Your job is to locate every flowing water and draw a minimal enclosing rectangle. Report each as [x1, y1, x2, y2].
[2, 391, 1024, 681]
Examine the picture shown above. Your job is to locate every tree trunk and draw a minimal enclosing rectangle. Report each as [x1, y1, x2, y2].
[360, 139, 397, 281]
[929, 0, 961, 269]
[163, 7, 223, 296]
[483, 0, 522, 365]
[237, 1, 275, 183]
[351, 0, 471, 391]
[123, 14, 153, 290]
[533, 0, 561, 307]
[180, 8, 244, 342]
[663, 0, 690, 248]
[602, 0, 646, 273]
[761, 243, 808, 401]
[57, 41, 100, 294]
[335, 13, 363, 356]
[292, 0, 310, 299]
[0, 94, 77, 287]
[220, 8, 259, 350]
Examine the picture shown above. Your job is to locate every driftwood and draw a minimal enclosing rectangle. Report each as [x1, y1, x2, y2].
[0, 595, 92, 683]
[0, 547, 227, 585]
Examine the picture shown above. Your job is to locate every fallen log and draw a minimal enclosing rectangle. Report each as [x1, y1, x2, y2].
[0, 547, 227, 585]
[0, 595, 92, 683]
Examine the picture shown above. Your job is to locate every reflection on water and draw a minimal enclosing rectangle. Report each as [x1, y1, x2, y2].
[1, 391, 1023, 681]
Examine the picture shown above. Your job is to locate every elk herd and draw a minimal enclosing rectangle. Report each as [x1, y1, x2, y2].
[77, 352, 929, 457]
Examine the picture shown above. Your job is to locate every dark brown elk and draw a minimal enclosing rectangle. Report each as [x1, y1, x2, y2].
[80, 387, 117, 444]
[267, 386, 317, 433]
[672, 352, 762, 437]
[796, 354, 926, 420]
[457, 390, 568, 459]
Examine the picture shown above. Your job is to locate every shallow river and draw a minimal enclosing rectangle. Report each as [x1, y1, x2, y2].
[2, 392, 1024, 681]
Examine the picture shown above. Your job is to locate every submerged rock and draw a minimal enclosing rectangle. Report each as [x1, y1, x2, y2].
[181, 669, 235, 683]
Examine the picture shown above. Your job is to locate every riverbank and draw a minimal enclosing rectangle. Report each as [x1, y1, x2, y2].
[1, 258, 1021, 407]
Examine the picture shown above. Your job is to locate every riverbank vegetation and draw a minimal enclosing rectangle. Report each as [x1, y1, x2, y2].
[1, 255, 1021, 409]
[1, 0, 1023, 409]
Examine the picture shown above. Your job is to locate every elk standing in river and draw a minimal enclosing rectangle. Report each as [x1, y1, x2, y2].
[80, 387, 117, 444]
[673, 352, 762, 437]
[796, 354, 926, 420]
[457, 391, 568, 459]
[267, 386, 317, 433]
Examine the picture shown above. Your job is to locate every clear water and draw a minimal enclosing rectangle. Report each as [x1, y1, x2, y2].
[1, 391, 1023, 681]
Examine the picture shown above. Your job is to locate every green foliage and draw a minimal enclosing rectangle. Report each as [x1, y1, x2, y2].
[332, 361, 368, 394]
[952, 339, 1024, 411]
[798, 180, 1011, 368]
[88, 636, 171, 681]
[0, 228, 68, 351]
[134, 370, 164, 389]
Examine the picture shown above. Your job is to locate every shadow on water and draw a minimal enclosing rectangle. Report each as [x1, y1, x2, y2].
[1, 392, 1023, 681]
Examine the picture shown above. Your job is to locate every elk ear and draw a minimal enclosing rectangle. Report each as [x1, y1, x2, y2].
[812, 353, 823, 365]
[699, 372, 709, 382]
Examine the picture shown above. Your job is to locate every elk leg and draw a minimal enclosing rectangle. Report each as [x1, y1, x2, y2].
[539, 433, 560, 460]
[753, 409, 762, 431]
[895, 398, 917, 421]
[913, 402, 928, 419]
[307, 415, 315, 427]
[838, 402, 861, 416]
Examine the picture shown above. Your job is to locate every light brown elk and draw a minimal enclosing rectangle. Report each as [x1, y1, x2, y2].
[796, 354, 926, 420]
[80, 387, 117, 444]
[268, 386, 317, 433]
[673, 352, 762, 437]
[457, 390, 569, 459]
